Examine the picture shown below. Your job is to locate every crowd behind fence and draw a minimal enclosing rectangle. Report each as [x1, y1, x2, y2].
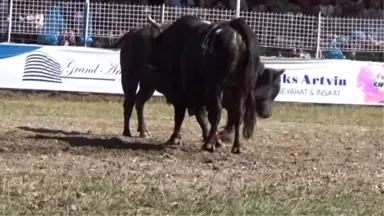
[0, 0, 383, 61]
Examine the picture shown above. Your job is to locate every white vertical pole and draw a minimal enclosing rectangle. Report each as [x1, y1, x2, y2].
[7, 0, 13, 42]
[315, 12, 322, 59]
[235, 0, 240, 18]
[84, 0, 90, 47]
[161, 3, 165, 23]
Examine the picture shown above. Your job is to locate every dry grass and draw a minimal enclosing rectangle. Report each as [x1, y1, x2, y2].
[0, 91, 383, 215]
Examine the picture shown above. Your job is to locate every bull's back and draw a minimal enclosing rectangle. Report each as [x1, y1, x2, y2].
[190, 25, 246, 88]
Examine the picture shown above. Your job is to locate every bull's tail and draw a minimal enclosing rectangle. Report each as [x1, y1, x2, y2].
[242, 91, 256, 139]
[112, 31, 133, 48]
[228, 18, 258, 140]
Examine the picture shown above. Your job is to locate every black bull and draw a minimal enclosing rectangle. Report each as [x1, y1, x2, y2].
[114, 18, 213, 141]
[116, 15, 284, 153]
[114, 17, 232, 142]
[150, 15, 284, 153]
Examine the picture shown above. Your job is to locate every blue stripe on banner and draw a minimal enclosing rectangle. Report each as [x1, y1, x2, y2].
[0, 43, 42, 59]
[23, 51, 63, 83]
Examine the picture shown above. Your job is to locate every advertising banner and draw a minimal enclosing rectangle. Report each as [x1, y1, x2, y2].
[0, 43, 383, 106]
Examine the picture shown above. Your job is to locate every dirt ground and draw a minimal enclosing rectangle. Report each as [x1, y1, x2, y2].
[0, 90, 383, 215]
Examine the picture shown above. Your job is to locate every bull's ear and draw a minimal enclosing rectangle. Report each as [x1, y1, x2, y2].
[273, 69, 285, 81]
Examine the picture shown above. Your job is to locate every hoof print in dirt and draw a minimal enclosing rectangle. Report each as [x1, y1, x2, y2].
[231, 147, 241, 154]
[201, 142, 216, 152]
[139, 131, 151, 138]
[164, 137, 183, 146]
[122, 130, 133, 137]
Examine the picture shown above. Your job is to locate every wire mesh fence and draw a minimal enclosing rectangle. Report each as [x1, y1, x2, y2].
[0, 0, 9, 42]
[9, 0, 85, 44]
[241, 11, 318, 51]
[3, 0, 384, 58]
[320, 16, 384, 53]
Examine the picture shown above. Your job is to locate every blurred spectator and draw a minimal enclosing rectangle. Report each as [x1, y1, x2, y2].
[297, 0, 314, 15]
[251, 4, 268, 12]
[37, 5, 66, 45]
[268, 0, 301, 14]
[314, 0, 335, 16]
[19, 13, 44, 33]
[366, 0, 383, 18]
[59, 30, 76, 46]
[223, 0, 248, 11]
[336, 0, 360, 17]
[212, 1, 226, 8]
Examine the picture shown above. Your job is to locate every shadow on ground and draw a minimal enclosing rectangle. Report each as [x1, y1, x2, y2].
[19, 127, 167, 151]
[18, 126, 87, 136]
[28, 134, 167, 151]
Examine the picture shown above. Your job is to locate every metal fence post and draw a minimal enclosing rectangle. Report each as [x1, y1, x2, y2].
[235, 0, 240, 18]
[161, 4, 165, 23]
[7, 0, 13, 42]
[315, 12, 322, 59]
[83, 0, 90, 47]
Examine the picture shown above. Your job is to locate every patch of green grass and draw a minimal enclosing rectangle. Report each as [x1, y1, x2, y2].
[0, 98, 382, 127]
[1, 174, 382, 216]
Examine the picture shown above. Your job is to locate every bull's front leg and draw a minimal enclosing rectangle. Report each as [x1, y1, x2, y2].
[165, 102, 186, 146]
[135, 87, 155, 138]
[123, 96, 135, 137]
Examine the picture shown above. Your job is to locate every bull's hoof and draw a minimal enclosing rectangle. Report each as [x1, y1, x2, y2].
[202, 134, 209, 142]
[139, 131, 151, 138]
[201, 142, 215, 152]
[165, 137, 183, 146]
[215, 137, 223, 148]
[220, 130, 234, 143]
[231, 146, 241, 154]
[122, 130, 133, 137]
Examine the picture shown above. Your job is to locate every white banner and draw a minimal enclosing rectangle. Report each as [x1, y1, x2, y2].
[0, 43, 383, 106]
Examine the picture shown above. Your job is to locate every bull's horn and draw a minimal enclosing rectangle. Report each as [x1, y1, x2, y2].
[147, 15, 161, 29]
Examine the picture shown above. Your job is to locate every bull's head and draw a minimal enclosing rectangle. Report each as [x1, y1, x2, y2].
[253, 68, 285, 118]
[146, 15, 172, 73]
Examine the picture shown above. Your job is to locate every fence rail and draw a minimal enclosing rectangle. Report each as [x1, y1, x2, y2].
[1, 0, 383, 55]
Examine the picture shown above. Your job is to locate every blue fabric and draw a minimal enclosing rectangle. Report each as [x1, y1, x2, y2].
[37, 5, 67, 45]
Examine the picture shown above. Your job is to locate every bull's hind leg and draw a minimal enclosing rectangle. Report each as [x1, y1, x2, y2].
[135, 86, 155, 138]
[231, 95, 246, 154]
[165, 102, 186, 146]
[122, 80, 139, 137]
[219, 112, 234, 144]
[220, 90, 234, 143]
[195, 106, 209, 142]
[201, 89, 223, 152]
